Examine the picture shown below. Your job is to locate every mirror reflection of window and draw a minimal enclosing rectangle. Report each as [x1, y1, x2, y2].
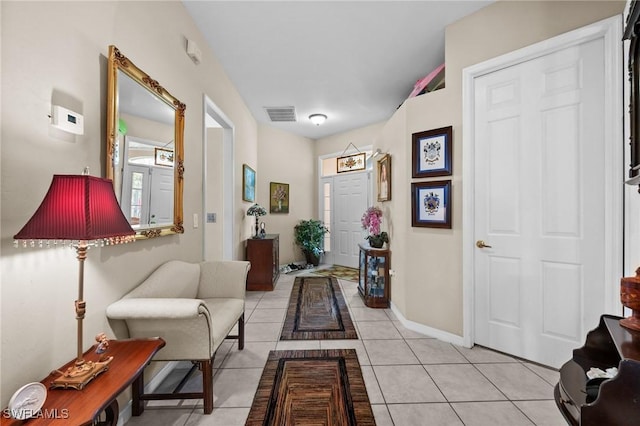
[130, 172, 144, 226]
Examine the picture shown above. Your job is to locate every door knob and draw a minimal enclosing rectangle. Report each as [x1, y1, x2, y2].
[476, 240, 492, 249]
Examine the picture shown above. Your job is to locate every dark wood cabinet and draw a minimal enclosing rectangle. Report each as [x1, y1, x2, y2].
[555, 314, 640, 425]
[246, 234, 279, 291]
[358, 244, 390, 308]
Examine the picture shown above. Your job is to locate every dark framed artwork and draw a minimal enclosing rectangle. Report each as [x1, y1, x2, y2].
[270, 182, 289, 213]
[242, 164, 256, 202]
[411, 126, 452, 178]
[411, 180, 451, 228]
[337, 152, 366, 173]
[154, 147, 174, 167]
[625, 2, 640, 189]
[377, 154, 391, 202]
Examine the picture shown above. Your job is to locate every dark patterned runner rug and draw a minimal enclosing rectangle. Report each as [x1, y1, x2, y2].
[245, 349, 376, 426]
[280, 276, 357, 340]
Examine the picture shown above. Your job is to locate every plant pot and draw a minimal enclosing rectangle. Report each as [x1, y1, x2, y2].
[368, 235, 385, 248]
[304, 250, 320, 266]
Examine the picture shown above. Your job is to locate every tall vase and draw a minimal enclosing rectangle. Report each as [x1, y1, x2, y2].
[253, 215, 260, 238]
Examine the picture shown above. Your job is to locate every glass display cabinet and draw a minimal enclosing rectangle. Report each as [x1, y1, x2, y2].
[358, 244, 390, 308]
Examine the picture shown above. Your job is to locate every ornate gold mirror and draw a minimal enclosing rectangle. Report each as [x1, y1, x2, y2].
[106, 45, 185, 238]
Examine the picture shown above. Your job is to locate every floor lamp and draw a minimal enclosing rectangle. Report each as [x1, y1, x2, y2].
[14, 172, 135, 390]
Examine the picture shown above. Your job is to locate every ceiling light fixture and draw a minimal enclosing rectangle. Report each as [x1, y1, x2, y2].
[309, 114, 327, 126]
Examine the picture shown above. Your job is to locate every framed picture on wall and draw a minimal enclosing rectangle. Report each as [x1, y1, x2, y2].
[337, 152, 366, 173]
[411, 126, 452, 178]
[242, 164, 256, 202]
[270, 182, 289, 213]
[411, 180, 451, 228]
[154, 148, 174, 167]
[377, 154, 391, 202]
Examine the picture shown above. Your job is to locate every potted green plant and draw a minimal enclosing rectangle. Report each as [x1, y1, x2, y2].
[294, 219, 329, 266]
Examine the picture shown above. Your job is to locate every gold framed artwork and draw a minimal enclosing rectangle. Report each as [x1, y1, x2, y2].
[270, 182, 289, 213]
[377, 154, 391, 202]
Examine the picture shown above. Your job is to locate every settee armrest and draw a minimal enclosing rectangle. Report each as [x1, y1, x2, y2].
[198, 260, 250, 299]
[106, 298, 210, 320]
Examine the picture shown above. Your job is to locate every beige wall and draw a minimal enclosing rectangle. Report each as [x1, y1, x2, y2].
[315, 122, 385, 159]
[385, 0, 625, 336]
[205, 127, 224, 261]
[0, 1, 259, 406]
[257, 124, 315, 265]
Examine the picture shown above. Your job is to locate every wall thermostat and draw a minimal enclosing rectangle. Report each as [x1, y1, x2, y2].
[51, 105, 84, 135]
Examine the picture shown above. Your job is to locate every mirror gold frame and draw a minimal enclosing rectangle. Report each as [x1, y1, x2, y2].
[106, 45, 185, 238]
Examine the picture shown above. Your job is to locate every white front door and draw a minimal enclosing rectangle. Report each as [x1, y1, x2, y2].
[333, 172, 369, 268]
[473, 36, 612, 368]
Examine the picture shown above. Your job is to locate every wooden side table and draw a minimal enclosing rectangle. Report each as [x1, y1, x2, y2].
[246, 234, 280, 291]
[1, 338, 165, 426]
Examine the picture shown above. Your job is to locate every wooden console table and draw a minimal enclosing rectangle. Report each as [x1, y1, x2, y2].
[1, 338, 165, 426]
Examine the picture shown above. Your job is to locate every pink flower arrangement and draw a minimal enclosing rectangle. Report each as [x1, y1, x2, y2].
[361, 206, 383, 236]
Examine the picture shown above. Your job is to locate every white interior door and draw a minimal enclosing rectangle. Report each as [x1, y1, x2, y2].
[149, 167, 174, 224]
[333, 172, 369, 268]
[473, 37, 608, 368]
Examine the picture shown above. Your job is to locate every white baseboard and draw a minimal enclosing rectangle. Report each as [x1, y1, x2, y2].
[390, 302, 468, 348]
[116, 361, 180, 426]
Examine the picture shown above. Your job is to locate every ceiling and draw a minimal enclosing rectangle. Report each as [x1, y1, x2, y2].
[182, 1, 493, 139]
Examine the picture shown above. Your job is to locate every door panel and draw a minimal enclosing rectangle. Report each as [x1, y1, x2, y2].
[474, 38, 605, 367]
[333, 172, 368, 268]
[149, 167, 174, 224]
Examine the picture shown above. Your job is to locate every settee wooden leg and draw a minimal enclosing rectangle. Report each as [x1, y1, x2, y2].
[238, 313, 245, 350]
[201, 358, 214, 414]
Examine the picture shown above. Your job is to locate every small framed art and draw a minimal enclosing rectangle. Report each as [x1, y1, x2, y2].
[411, 126, 452, 178]
[242, 164, 256, 202]
[154, 148, 174, 167]
[377, 154, 391, 202]
[270, 182, 289, 213]
[411, 180, 451, 228]
[337, 152, 366, 173]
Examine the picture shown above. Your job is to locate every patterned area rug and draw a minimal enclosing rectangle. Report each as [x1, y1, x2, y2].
[281, 276, 357, 340]
[313, 265, 360, 282]
[245, 349, 375, 426]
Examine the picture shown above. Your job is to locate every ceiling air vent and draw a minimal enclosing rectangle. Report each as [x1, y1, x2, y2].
[264, 106, 297, 122]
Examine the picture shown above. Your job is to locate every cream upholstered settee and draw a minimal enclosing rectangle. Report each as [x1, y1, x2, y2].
[106, 259, 250, 415]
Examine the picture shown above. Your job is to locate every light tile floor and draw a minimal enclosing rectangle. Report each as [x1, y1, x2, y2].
[125, 271, 567, 426]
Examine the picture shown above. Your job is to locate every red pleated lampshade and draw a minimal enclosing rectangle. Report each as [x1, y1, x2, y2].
[14, 174, 135, 242]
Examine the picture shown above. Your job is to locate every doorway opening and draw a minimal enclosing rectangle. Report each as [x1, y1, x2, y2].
[318, 148, 373, 268]
[203, 95, 234, 261]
